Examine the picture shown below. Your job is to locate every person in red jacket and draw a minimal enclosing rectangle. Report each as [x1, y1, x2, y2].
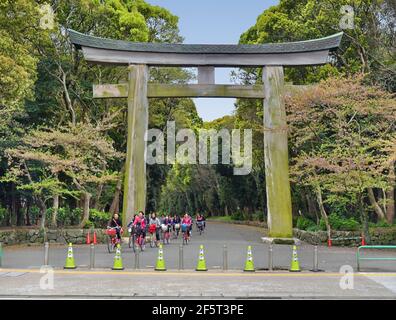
[133, 211, 146, 239]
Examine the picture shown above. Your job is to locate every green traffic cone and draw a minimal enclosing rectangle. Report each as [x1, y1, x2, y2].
[64, 243, 76, 269]
[243, 245, 255, 272]
[155, 244, 166, 271]
[289, 245, 301, 272]
[112, 244, 124, 270]
[196, 245, 208, 271]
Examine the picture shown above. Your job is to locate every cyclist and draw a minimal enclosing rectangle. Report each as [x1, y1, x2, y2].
[196, 213, 205, 232]
[173, 214, 181, 237]
[133, 211, 146, 240]
[108, 213, 122, 241]
[161, 215, 172, 241]
[149, 212, 161, 245]
[181, 213, 192, 240]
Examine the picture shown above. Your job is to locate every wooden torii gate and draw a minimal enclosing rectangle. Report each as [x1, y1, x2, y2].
[69, 30, 343, 239]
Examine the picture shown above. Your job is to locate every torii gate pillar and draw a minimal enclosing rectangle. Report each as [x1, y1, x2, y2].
[122, 65, 149, 225]
[263, 66, 292, 238]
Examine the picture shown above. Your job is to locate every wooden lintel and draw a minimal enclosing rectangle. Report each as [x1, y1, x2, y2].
[93, 83, 312, 99]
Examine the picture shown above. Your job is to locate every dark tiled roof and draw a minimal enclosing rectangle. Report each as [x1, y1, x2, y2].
[68, 29, 343, 54]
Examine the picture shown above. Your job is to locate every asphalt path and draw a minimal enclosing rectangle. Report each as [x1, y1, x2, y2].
[2, 221, 396, 272]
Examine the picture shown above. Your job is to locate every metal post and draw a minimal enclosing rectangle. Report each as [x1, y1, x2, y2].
[44, 242, 49, 266]
[179, 245, 184, 270]
[268, 243, 273, 271]
[90, 243, 95, 269]
[223, 245, 228, 271]
[313, 245, 318, 272]
[134, 251, 140, 270]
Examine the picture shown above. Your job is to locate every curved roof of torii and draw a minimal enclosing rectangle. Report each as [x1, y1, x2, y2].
[68, 29, 343, 67]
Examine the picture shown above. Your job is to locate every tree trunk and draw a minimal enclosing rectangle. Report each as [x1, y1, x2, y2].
[93, 184, 103, 210]
[315, 185, 331, 240]
[109, 174, 123, 216]
[51, 194, 59, 227]
[307, 191, 320, 224]
[367, 187, 385, 221]
[359, 192, 371, 244]
[37, 197, 47, 230]
[386, 162, 395, 224]
[11, 183, 17, 226]
[25, 200, 31, 226]
[80, 192, 91, 227]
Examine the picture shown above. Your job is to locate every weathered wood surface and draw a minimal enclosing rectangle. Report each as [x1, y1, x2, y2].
[82, 47, 332, 66]
[122, 65, 148, 226]
[198, 67, 215, 84]
[263, 66, 293, 238]
[93, 83, 312, 99]
[94, 83, 266, 99]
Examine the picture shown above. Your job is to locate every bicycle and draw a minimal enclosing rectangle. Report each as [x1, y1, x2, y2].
[196, 221, 205, 235]
[173, 223, 181, 239]
[128, 225, 135, 248]
[181, 224, 190, 245]
[161, 224, 171, 245]
[132, 226, 146, 252]
[106, 227, 123, 253]
[148, 224, 159, 248]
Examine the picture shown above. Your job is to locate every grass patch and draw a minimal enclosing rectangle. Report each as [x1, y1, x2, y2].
[207, 216, 234, 222]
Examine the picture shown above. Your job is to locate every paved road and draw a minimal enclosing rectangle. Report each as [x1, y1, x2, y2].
[1, 222, 396, 299]
[2, 221, 396, 272]
[0, 269, 396, 299]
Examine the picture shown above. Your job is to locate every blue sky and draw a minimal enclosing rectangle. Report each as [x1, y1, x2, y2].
[146, 0, 279, 121]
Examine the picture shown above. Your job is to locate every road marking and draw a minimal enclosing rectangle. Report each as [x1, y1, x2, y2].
[364, 275, 396, 294]
[1, 268, 396, 278]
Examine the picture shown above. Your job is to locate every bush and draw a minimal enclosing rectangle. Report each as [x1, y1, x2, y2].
[320, 213, 361, 231]
[296, 216, 316, 230]
[89, 209, 111, 228]
[55, 207, 81, 226]
[251, 211, 265, 222]
[369, 220, 394, 228]
[231, 211, 244, 221]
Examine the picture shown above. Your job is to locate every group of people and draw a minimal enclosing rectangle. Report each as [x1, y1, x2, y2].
[108, 211, 206, 244]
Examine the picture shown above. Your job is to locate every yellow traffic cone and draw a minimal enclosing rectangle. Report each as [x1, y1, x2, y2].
[244, 245, 255, 272]
[196, 245, 208, 271]
[112, 244, 124, 270]
[155, 244, 166, 271]
[64, 243, 76, 269]
[289, 245, 301, 272]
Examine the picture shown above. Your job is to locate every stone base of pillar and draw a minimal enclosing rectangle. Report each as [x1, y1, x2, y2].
[261, 237, 301, 245]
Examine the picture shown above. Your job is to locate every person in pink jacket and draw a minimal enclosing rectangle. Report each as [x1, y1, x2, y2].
[181, 213, 192, 239]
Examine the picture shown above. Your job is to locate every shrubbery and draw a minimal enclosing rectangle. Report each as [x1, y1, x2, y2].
[296, 213, 361, 231]
[296, 216, 316, 230]
[89, 209, 111, 228]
